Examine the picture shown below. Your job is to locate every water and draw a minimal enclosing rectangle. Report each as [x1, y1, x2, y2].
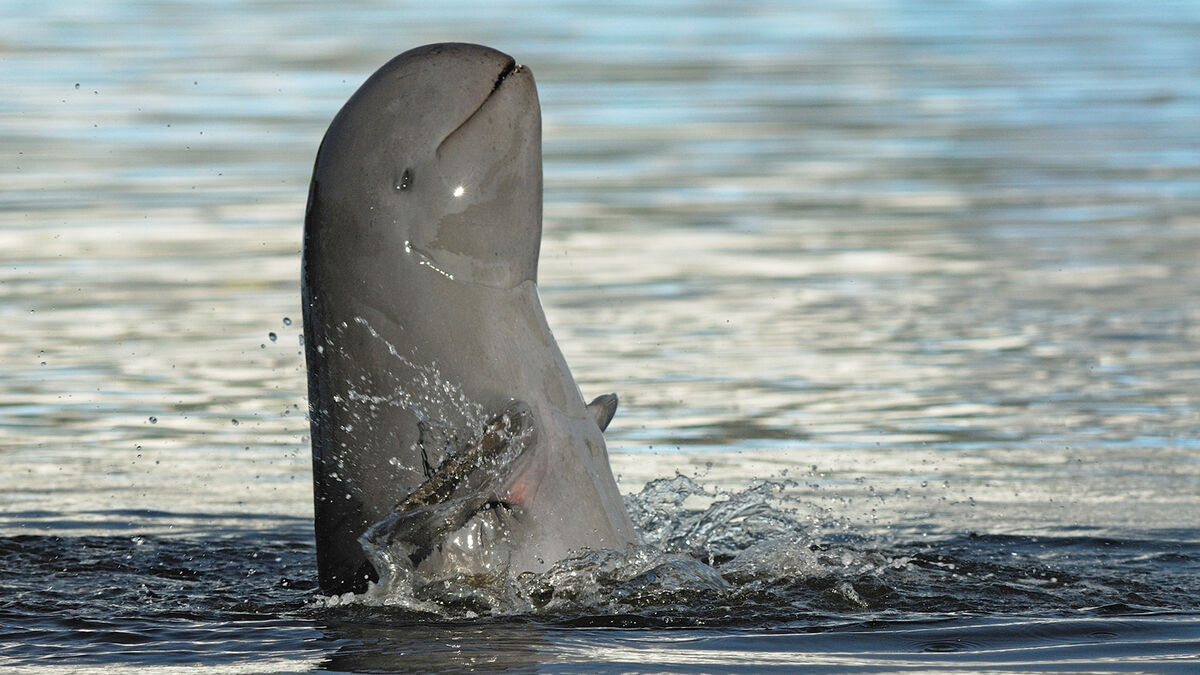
[2, 0, 1199, 671]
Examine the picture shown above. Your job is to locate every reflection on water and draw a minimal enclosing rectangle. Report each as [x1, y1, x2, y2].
[1, 0, 1199, 672]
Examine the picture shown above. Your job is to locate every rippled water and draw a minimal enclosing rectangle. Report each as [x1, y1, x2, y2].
[2, 0, 1199, 672]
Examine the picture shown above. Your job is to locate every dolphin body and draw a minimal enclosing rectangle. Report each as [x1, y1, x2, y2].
[302, 43, 638, 595]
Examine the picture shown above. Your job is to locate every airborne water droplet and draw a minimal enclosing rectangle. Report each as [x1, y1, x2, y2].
[268, 332, 277, 342]
[282, 317, 292, 326]
[231, 419, 239, 426]
[148, 416, 157, 424]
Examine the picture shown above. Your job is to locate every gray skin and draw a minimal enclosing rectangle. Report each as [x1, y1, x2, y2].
[302, 43, 637, 595]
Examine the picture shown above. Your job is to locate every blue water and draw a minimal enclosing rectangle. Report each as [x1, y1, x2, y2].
[2, 0, 1199, 671]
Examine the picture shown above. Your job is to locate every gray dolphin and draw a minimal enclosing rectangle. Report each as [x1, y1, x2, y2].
[302, 43, 638, 594]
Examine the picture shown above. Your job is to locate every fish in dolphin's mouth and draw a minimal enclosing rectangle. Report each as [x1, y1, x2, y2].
[359, 400, 536, 573]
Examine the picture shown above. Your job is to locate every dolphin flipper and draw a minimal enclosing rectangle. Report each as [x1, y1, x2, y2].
[587, 393, 618, 432]
[362, 400, 536, 561]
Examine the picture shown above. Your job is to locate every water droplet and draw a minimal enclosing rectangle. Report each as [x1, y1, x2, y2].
[268, 332, 277, 342]
[74, 83, 80, 89]
[148, 416, 157, 424]
[231, 419, 239, 426]
[282, 317, 292, 326]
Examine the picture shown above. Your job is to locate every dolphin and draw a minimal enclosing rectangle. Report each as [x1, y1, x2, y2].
[301, 43, 638, 595]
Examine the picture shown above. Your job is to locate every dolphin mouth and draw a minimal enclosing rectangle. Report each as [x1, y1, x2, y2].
[436, 58, 522, 155]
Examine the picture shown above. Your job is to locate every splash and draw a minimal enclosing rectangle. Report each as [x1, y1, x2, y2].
[322, 472, 881, 621]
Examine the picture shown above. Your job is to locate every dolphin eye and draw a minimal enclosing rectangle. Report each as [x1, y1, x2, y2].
[394, 168, 413, 192]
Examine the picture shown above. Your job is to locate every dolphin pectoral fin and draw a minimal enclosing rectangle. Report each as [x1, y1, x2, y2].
[361, 400, 536, 563]
[398, 400, 534, 512]
[586, 393, 619, 431]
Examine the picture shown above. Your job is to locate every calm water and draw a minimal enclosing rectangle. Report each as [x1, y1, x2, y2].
[3, 0, 1200, 672]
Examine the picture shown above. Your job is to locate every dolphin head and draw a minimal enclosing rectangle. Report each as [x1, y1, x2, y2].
[309, 43, 542, 288]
